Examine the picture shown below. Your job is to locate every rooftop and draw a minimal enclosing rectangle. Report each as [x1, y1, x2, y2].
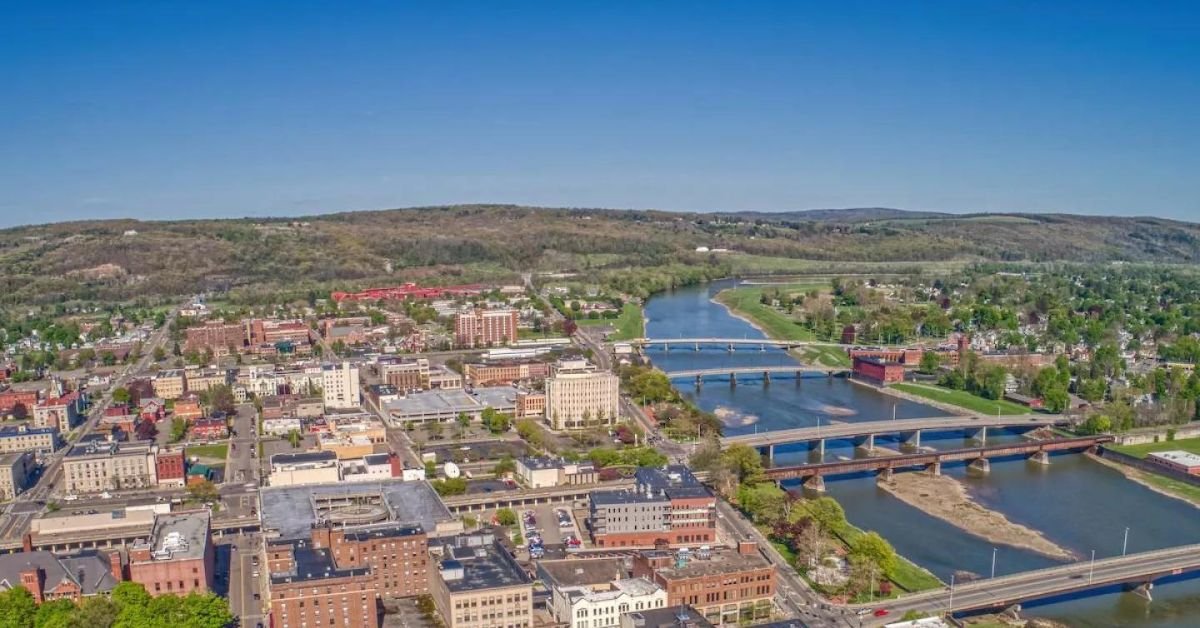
[260, 478, 453, 541]
[625, 605, 715, 628]
[66, 440, 154, 458]
[386, 386, 519, 417]
[1148, 450, 1200, 467]
[564, 578, 662, 604]
[0, 425, 57, 438]
[538, 557, 628, 588]
[135, 511, 209, 562]
[270, 538, 371, 585]
[437, 534, 531, 593]
[271, 450, 338, 468]
[639, 549, 771, 580]
[636, 466, 711, 500]
[0, 550, 120, 597]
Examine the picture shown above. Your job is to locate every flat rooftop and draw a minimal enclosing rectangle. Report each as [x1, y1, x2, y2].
[438, 536, 530, 593]
[639, 550, 771, 580]
[270, 538, 371, 585]
[386, 386, 518, 417]
[1148, 450, 1200, 467]
[137, 511, 209, 562]
[538, 557, 628, 588]
[260, 478, 453, 541]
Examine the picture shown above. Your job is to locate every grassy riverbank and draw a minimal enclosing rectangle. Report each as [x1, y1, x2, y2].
[575, 302, 644, 340]
[1109, 436, 1200, 459]
[1087, 452, 1200, 507]
[713, 284, 820, 341]
[890, 383, 1028, 415]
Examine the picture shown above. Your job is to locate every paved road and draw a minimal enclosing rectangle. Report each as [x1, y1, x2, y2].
[722, 415, 1063, 449]
[858, 543, 1200, 624]
[0, 304, 181, 539]
[226, 532, 265, 627]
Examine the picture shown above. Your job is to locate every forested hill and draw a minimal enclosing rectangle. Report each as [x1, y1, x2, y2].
[1, 205, 1197, 305]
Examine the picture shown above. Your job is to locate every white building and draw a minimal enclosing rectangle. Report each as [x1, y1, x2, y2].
[544, 359, 620, 430]
[552, 578, 667, 628]
[339, 453, 396, 483]
[322, 362, 361, 410]
[261, 417, 302, 437]
[268, 451, 340, 487]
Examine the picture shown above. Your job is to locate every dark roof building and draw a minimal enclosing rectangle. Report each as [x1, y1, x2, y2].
[0, 549, 121, 603]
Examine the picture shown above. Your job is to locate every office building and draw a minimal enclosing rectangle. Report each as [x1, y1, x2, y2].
[0, 425, 58, 455]
[269, 451, 340, 487]
[589, 466, 716, 548]
[552, 578, 667, 628]
[431, 532, 533, 628]
[62, 441, 158, 494]
[322, 362, 361, 410]
[0, 452, 35, 500]
[455, 309, 519, 348]
[128, 511, 215, 596]
[544, 360, 619, 430]
[631, 543, 775, 625]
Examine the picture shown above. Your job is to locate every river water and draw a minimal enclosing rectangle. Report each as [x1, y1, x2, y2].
[643, 280, 1200, 626]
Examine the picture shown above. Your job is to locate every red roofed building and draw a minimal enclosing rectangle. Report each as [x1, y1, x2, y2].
[190, 417, 228, 440]
[331, 283, 486, 303]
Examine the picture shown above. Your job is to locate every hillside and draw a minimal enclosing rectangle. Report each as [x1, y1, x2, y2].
[1, 205, 1198, 306]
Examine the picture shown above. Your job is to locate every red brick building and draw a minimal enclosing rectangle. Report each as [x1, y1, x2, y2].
[590, 466, 717, 548]
[0, 389, 38, 417]
[248, 319, 312, 346]
[4, 549, 123, 604]
[184, 321, 245, 353]
[128, 511, 215, 597]
[847, 348, 924, 366]
[190, 417, 228, 440]
[454, 309, 518, 348]
[852, 356, 905, 384]
[631, 542, 776, 625]
[155, 449, 186, 487]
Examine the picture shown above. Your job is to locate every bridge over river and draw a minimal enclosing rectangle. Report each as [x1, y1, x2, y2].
[633, 337, 852, 351]
[663, 365, 849, 385]
[861, 541, 1200, 620]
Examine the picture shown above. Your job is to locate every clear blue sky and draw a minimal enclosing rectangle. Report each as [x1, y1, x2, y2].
[2, 1, 1198, 227]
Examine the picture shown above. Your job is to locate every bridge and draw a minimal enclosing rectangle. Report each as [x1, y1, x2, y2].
[663, 365, 849, 386]
[866, 542, 1200, 619]
[723, 414, 1065, 459]
[633, 337, 849, 351]
[764, 435, 1112, 490]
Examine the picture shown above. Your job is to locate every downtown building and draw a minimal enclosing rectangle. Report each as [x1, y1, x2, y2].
[431, 532, 534, 628]
[631, 543, 775, 626]
[454, 308, 519, 348]
[544, 359, 620, 430]
[589, 466, 716, 548]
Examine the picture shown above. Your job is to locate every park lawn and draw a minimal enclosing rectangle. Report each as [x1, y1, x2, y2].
[714, 286, 821, 341]
[1141, 474, 1200, 505]
[891, 383, 1029, 416]
[1110, 436, 1200, 459]
[575, 303, 644, 340]
[797, 345, 852, 368]
[518, 329, 568, 341]
[186, 443, 229, 461]
[834, 522, 943, 593]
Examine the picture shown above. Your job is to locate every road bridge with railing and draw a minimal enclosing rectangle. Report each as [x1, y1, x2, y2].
[765, 435, 1112, 491]
[663, 365, 849, 386]
[633, 337, 851, 351]
[858, 541, 1200, 620]
[722, 414, 1066, 461]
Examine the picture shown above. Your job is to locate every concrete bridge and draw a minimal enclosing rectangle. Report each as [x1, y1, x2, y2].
[663, 365, 849, 386]
[869, 541, 1200, 619]
[722, 414, 1065, 460]
[765, 435, 1112, 491]
[633, 337, 849, 351]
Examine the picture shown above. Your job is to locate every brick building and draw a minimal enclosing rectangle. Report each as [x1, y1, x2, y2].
[454, 309, 519, 348]
[128, 511, 215, 596]
[190, 417, 229, 440]
[589, 466, 716, 548]
[631, 543, 776, 625]
[310, 523, 430, 598]
[267, 537, 380, 628]
[431, 532, 533, 628]
[33, 391, 86, 431]
[846, 348, 923, 366]
[0, 389, 38, 418]
[851, 356, 905, 384]
[155, 448, 186, 487]
[184, 321, 245, 354]
[463, 361, 551, 386]
[248, 319, 312, 346]
[0, 550, 121, 603]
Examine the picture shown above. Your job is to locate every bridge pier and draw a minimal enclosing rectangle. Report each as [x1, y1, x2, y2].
[876, 467, 893, 482]
[759, 343, 765, 352]
[926, 461, 942, 476]
[729, 374, 737, 389]
[853, 434, 875, 453]
[1129, 582, 1154, 601]
[900, 430, 922, 452]
[969, 426, 988, 445]
[762, 371, 771, 386]
[803, 475, 826, 493]
[1028, 450, 1051, 465]
[968, 457, 991, 476]
[759, 445, 775, 464]
[695, 375, 702, 389]
[727, 343, 734, 353]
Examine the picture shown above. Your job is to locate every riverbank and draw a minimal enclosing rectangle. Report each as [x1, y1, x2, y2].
[889, 382, 1029, 415]
[1085, 451, 1200, 509]
[711, 286, 851, 367]
[877, 472, 1075, 560]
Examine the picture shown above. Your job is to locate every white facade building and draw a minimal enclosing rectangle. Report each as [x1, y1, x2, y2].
[552, 578, 667, 628]
[322, 362, 361, 410]
[544, 360, 620, 430]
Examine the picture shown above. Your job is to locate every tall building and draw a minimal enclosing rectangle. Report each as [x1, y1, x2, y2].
[184, 321, 245, 353]
[544, 359, 620, 430]
[128, 511, 215, 596]
[0, 452, 35, 500]
[431, 532, 533, 628]
[266, 523, 429, 628]
[589, 466, 716, 548]
[151, 370, 187, 400]
[322, 362, 361, 410]
[454, 309, 519, 348]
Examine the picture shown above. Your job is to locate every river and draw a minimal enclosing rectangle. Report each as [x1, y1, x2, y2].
[643, 279, 1200, 626]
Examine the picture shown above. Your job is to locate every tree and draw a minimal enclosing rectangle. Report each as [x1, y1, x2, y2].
[111, 387, 132, 404]
[719, 444, 765, 485]
[71, 597, 119, 628]
[426, 420, 445, 440]
[495, 508, 518, 526]
[456, 412, 472, 430]
[918, 351, 942, 374]
[199, 384, 236, 416]
[736, 482, 789, 525]
[33, 599, 74, 628]
[0, 586, 37, 628]
[850, 530, 898, 574]
[493, 456, 516, 476]
[802, 497, 846, 533]
[112, 581, 152, 610]
[187, 480, 219, 504]
[169, 418, 187, 443]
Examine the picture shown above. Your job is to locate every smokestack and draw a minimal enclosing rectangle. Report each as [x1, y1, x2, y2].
[108, 550, 124, 581]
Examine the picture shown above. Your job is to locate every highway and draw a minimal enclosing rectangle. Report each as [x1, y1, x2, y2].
[858, 543, 1200, 623]
[721, 414, 1063, 449]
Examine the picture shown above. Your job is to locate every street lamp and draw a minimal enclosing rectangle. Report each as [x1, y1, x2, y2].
[1089, 549, 1096, 583]
[948, 573, 955, 615]
[1123, 527, 1130, 556]
[991, 547, 998, 579]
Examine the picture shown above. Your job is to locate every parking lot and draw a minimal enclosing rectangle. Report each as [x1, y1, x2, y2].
[525, 503, 582, 550]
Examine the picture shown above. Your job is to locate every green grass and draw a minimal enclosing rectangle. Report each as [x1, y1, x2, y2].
[713, 285, 823, 341]
[891, 383, 1029, 415]
[575, 303, 644, 340]
[832, 521, 943, 593]
[726, 255, 970, 277]
[186, 443, 229, 460]
[796, 345, 852, 368]
[517, 329, 569, 341]
[1139, 474, 1200, 504]
[1110, 436, 1200, 459]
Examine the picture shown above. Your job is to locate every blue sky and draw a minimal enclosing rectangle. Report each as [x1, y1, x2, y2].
[2, 1, 1198, 227]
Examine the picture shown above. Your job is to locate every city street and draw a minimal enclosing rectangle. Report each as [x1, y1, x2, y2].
[226, 533, 265, 628]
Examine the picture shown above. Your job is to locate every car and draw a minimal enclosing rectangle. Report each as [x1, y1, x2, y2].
[253, 593, 261, 601]
[873, 609, 890, 617]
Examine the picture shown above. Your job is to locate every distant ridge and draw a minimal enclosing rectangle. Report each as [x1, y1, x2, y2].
[728, 207, 953, 223]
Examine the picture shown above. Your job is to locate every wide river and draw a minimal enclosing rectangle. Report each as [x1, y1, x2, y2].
[643, 279, 1200, 626]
